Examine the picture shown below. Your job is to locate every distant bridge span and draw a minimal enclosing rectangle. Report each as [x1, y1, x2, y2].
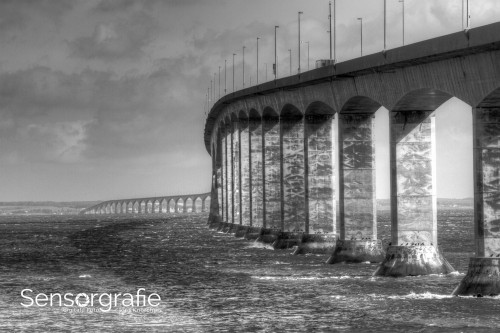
[80, 192, 211, 215]
[204, 22, 500, 296]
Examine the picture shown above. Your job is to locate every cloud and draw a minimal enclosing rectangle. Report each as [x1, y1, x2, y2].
[92, 0, 209, 13]
[0, 52, 208, 165]
[68, 11, 159, 61]
[0, 0, 74, 38]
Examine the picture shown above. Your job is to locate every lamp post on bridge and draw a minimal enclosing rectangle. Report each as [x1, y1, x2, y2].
[462, 0, 471, 30]
[298, 11, 303, 74]
[383, 0, 386, 51]
[242, 46, 246, 88]
[357, 17, 363, 57]
[399, 0, 405, 45]
[274, 25, 279, 80]
[232, 53, 236, 92]
[218, 66, 220, 99]
[288, 48, 292, 75]
[302, 41, 310, 70]
[256, 37, 260, 84]
[224, 59, 227, 95]
[329, 1, 332, 60]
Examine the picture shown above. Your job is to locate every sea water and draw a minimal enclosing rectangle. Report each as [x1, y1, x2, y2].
[0, 210, 498, 332]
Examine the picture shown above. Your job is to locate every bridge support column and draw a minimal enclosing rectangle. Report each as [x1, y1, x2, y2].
[297, 112, 336, 254]
[233, 118, 241, 224]
[212, 132, 223, 221]
[262, 111, 281, 241]
[454, 107, 500, 296]
[328, 113, 384, 263]
[250, 113, 264, 229]
[226, 122, 234, 223]
[240, 115, 251, 226]
[275, 109, 306, 250]
[375, 110, 454, 276]
[221, 126, 227, 221]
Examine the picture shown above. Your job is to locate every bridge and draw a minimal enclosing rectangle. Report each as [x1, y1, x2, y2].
[204, 22, 500, 296]
[80, 192, 211, 215]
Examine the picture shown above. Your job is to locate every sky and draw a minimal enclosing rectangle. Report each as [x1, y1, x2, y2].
[0, 0, 499, 202]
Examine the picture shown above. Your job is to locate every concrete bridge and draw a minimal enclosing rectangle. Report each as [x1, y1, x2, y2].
[80, 192, 211, 215]
[204, 22, 500, 296]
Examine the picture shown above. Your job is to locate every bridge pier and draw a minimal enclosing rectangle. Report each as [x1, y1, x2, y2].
[231, 116, 241, 224]
[220, 126, 226, 221]
[240, 112, 251, 226]
[454, 107, 500, 296]
[297, 106, 336, 254]
[281, 107, 306, 233]
[263, 109, 281, 230]
[375, 110, 454, 276]
[328, 113, 384, 263]
[250, 110, 264, 228]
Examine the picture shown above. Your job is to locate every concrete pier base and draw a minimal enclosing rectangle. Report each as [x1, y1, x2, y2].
[326, 239, 385, 264]
[208, 222, 335, 254]
[256, 229, 281, 244]
[292, 234, 337, 255]
[374, 245, 455, 277]
[221, 223, 232, 233]
[453, 258, 500, 296]
[224, 223, 237, 234]
[272, 232, 303, 250]
[244, 226, 263, 241]
[233, 225, 247, 238]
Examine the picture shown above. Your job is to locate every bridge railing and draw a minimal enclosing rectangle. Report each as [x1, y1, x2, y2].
[80, 192, 211, 215]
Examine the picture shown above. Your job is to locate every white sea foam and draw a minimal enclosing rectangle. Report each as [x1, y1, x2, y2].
[388, 291, 452, 299]
[244, 242, 274, 250]
[252, 275, 356, 281]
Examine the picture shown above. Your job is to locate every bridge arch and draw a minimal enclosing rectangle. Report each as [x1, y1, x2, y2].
[176, 198, 184, 213]
[392, 88, 452, 113]
[168, 198, 175, 213]
[161, 198, 167, 213]
[194, 197, 202, 212]
[185, 197, 193, 213]
[477, 86, 500, 108]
